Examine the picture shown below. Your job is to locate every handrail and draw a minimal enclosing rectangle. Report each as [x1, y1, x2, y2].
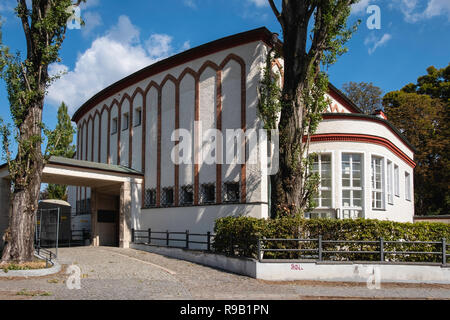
[34, 245, 55, 268]
[257, 237, 448, 265]
[131, 228, 215, 251]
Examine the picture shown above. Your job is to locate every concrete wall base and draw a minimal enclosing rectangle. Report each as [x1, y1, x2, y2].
[131, 244, 450, 284]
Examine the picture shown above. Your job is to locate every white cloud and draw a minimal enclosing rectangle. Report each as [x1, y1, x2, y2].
[351, 0, 373, 15]
[181, 40, 191, 51]
[80, 0, 100, 10]
[423, 0, 450, 19]
[47, 15, 180, 114]
[395, 0, 450, 22]
[145, 34, 173, 59]
[248, 0, 268, 8]
[364, 33, 392, 54]
[80, 11, 103, 37]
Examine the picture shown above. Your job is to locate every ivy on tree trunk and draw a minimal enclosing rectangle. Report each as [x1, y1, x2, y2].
[267, 0, 359, 217]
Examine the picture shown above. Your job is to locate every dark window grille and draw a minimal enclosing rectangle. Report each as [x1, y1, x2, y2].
[180, 185, 194, 206]
[223, 182, 240, 203]
[135, 108, 142, 127]
[123, 113, 129, 131]
[200, 183, 216, 204]
[144, 189, 157, 208]
[111, 118, 118, 134]
[161, 187, 174, 207]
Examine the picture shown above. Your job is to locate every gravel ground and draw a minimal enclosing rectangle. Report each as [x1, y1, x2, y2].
[0, 246, 449, 300]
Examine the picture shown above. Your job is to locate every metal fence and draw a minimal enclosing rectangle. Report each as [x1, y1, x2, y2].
[131, 228, 449, 266]
[257, 236, 449, 265]
[132, 229, 215, 251]
[35, 208, 61, 257]
[34, 245, 56, 268]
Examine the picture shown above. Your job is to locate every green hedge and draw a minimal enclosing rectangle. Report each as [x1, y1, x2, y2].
[213, 216, 450, 263]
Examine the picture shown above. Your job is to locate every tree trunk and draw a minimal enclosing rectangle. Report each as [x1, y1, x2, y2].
[1, 106, 44, 263]
[271, 4, 312, 216]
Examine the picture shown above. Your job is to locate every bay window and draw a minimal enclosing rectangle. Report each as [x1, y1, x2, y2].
[312, 154, 332, 208]
[387, 160, 393, 204]
[342, 153, 363, 218]
[371, 156, 384, 209]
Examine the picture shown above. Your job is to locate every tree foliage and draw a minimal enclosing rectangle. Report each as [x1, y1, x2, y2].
[0, 0, 85, 263]
[266, 0, 359, 216]
[342, 81, 383, 114]
[383, 64, 449, 216]
[43, 101, 76, 201]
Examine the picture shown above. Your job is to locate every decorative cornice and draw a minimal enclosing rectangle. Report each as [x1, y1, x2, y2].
[309, 133, 416, 168]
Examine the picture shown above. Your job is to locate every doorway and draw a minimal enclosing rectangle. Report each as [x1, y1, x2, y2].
[97, 210, 119, 247]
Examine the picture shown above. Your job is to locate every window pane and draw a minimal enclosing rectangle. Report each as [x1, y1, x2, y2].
[322, 178, 331, 188]
[322, 198, 332, 208]
[321, 154, 331, 163]
[342, 178, 350, 187]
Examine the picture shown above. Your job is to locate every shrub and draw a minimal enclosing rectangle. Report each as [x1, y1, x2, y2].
[213, 216, 450, 263]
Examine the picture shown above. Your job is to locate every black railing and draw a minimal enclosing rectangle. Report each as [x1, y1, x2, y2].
[132, 229, 215, 252]
[257, 237, 449, 265]
[34, 245, 55, 268]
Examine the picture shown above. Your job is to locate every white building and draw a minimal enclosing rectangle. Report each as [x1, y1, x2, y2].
[0, 27, 415, 250]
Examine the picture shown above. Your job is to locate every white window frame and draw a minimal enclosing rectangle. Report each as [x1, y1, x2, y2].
[405, 171, 411, 201]
[387, 160, 394, 205]
[371, 155, 385, 210]
[341, 153, 364, 219]
[394, 164, 400, 197]
[312, 153, 333, 209]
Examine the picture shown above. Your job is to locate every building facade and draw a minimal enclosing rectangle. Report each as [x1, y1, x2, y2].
[67, 27, 415, 242]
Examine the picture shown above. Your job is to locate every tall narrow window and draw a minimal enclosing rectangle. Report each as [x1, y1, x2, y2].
[312, 154, 332, 208]
[201, 184, 215, 204]
[405, 172, 411, 201]
[387, 160, 393, 204]
[111, 117, 118, 134]
[123, 113, 129, 131]
[135, 108, 142, 127]
[341, 153, 363, 218]
[371, 156, 384, 209]
[162, 187, 174, 207]
[394, 164, 400, 197]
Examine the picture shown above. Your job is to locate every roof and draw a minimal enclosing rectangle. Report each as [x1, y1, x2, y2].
[48, 156, 144, 176]
[72, 27, 363, 122]
[39, 199, 71, 207]
[322, 113, 416, 152]
[72, 27, 275, 123]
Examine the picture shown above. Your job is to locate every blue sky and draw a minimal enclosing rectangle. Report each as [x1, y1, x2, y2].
[0, 0, 449, 134]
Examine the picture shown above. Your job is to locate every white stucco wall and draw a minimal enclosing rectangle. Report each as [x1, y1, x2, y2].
[69, 32, 415, 233]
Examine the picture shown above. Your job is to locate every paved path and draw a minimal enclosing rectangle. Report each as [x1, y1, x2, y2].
[0, 246, 449, 300]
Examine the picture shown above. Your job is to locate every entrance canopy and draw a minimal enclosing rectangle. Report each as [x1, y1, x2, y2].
[0, 156, 144, 195]
[0, 157, 143, 249]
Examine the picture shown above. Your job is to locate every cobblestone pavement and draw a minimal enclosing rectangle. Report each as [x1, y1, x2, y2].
[0, 246, 449, 300]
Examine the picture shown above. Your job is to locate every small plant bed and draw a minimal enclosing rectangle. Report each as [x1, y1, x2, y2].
[1, 259, 50, 273]
[16, 289, 52, 297]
